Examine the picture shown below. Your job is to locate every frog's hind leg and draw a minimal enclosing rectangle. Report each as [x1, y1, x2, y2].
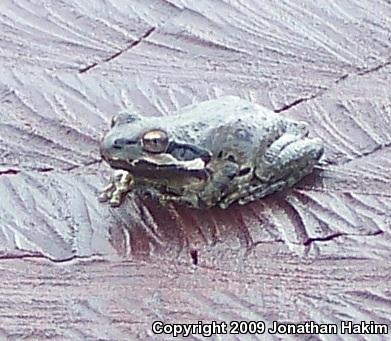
[234, 135, 323, 206]
[255, 134, 323, 183]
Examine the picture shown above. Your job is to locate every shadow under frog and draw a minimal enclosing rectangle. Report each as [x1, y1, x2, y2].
[107, 195, 281, 259]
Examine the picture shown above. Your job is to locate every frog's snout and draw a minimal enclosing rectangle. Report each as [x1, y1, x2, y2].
[100, 135, 112, 162]
[100, 134, 133, 162]
[100, 131, 145, 169]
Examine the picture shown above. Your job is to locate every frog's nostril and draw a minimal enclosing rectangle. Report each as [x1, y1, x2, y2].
[113, 139, 124, 149]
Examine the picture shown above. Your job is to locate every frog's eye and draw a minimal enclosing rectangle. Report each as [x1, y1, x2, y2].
[142, 129, 169, 153]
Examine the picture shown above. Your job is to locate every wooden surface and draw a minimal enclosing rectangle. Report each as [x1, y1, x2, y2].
[0, 0, 390, 339]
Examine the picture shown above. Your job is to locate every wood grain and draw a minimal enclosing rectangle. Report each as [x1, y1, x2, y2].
[0, 257, 390, 340]
[0, 0, 390, 339]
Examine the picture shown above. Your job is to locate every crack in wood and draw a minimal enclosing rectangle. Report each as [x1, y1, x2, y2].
[303, 230, 384, 246]
[79, 27, 156, 74]
[0, 252, 103, 263]
[357, 59, 391, 76]
[0, 169, 20, 175]
[304, 232, 346, 246]
[316, 142, 391, 168]
[274, 93, 318, 113]
[0, 160, 101, 177]
[275, 59, 391, 114]
[338, 142, 391, 165]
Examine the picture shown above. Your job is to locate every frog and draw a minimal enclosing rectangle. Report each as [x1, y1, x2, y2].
[99, 96, 323, 209]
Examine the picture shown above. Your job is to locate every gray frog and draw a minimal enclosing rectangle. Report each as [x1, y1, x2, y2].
[99, 96, 323, 209]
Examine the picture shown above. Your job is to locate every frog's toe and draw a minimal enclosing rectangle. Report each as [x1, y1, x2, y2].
[239, 180, 286, 205]
[219, 202, 229, 209]
[98, 182, 116, 202]
[98, 192, 110, 202]
[109, 187, 129, 207]
[109, 197, 122, 207]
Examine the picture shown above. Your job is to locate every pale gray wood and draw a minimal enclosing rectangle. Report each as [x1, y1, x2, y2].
[0, 0, 390, 339]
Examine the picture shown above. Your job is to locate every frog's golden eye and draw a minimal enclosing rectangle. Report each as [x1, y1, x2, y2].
[142, 129, 169, 153]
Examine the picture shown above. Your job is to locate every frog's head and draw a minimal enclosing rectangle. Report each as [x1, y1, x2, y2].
[100, 112, 211, 179]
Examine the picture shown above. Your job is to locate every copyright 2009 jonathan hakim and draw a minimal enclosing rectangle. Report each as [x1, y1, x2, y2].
[151, 320, 389, 337]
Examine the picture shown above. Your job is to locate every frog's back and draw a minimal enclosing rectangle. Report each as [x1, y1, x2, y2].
[176, 96, 277, 125]
[169, 96, 287, 161]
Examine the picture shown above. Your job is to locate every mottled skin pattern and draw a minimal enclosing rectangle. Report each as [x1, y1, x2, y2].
[99, 96, 324, 209]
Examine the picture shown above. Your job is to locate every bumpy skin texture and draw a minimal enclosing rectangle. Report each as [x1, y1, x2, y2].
[99, 96, 324, 209]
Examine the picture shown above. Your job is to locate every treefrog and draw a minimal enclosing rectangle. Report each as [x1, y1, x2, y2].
[99, 96, 323, 209]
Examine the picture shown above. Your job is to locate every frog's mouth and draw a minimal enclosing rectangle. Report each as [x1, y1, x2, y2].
[138, 141, 211, 168]
[105, 141, 212, 180]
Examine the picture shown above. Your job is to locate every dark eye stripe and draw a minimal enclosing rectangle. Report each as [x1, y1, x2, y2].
[113, 138, 137, 148]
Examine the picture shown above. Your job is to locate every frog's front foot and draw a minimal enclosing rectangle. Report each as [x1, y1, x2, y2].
[98, 169, 134, 207]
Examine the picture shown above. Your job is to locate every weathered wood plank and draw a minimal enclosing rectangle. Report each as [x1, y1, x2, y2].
[0, 0, 178, 69]
[0, 66, 389, 260]
[0, 258, 390, 339]
[0, 0, 390, 339]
